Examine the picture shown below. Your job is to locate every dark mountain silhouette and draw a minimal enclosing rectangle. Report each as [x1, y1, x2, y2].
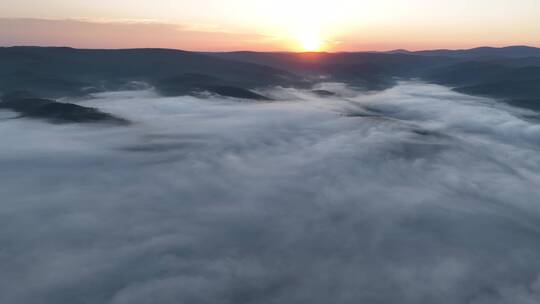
[470, 57, 540, 67]
[0, 91, 129, 124]
[209, 51, 453, 90]
[208, 86, 271, 100]
[0, 47, 295, 99]
[155, 73, 271, 99]
[212, 49, 540, 110]
[422, 62, 540, 109]
[422, 61, 511, 86]
[456, 81, 540, 110]
[386, 46, 540, 58]
[1, 46, 539, 112]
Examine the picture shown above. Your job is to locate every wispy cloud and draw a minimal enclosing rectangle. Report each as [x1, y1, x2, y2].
[0, 18, 279, 51]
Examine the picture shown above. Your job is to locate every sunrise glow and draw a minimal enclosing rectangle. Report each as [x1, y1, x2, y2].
[296, 32, 324, 52]
[0, 0, 539, 51]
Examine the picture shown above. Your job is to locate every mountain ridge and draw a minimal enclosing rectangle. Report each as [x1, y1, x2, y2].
[1, 46, 539, 113]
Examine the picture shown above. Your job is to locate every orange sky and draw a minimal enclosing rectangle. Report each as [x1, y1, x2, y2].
[1, 0, 539, 51]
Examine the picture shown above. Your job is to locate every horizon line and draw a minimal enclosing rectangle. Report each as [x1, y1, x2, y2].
[1, 44, 538, 54]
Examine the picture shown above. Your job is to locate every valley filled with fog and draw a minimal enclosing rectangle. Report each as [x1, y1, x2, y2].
[1, 82, 540, 304]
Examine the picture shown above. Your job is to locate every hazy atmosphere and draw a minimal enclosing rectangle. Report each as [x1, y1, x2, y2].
[2, 83, 540, 303]
[1, 1, 540, 303]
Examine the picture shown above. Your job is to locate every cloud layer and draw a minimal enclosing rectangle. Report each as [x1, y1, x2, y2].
[1, 82, 540, 304]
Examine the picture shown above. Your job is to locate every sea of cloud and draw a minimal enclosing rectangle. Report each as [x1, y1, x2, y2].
[1, 82, 540, 304]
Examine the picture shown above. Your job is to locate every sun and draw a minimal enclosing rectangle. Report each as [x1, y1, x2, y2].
[297, 33, 324, 52]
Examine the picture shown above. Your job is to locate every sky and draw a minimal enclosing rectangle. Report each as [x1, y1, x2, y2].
[0, 0, 539, 51]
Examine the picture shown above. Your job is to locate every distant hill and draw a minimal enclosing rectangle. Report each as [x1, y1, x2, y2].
[209, 51, 453, 90]
[0, 46, 539, 112]
[386, 46, 540, 58]
[420, 61, 540, 110]
[0, 91, 128, 124]
[0, 47, 296, 99]
[213, 49, 540, 110]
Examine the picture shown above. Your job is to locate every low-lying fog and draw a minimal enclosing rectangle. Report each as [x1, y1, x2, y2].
[1, 82, 540, 304]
